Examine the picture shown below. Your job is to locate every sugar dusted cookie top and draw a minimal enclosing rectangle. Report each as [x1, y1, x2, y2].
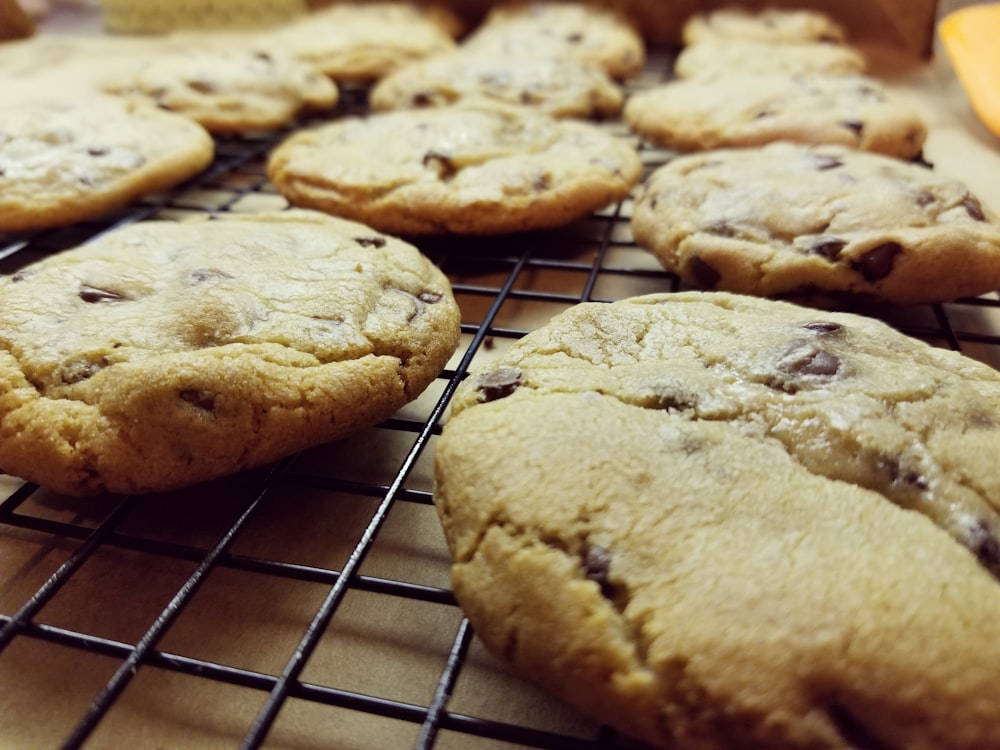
[0, 210, 461, 495]
[369, 51, 623, 119]
[462, 1, 645, 79]
[0, 95, 214, 234]
[270, 1, 459, 81]
[101, 44, 337, 133]
[682, 6, 848, 45]
[267, 102, 642, 235]
[435, 290, 1000, 750]
[631, 142, 1000, 305]
[674, 37, 866, 78]
[624, 73, 926, 158]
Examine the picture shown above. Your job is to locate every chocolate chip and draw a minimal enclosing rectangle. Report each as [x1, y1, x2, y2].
[853, 242, 902, 282]
[187, 79, 219, 94]
[61, 359, 105, 385]
[840, 119, 864, 136]
[418, 291, 442, 303]
[79, 284, 125, 303]
[533, 173, 551, 191]
[252, 50, 273, 63]
[828, 703, 895, 750]
[566, 32, 584, 43]
[687, 256, 721, 289]
[779, 340, 841, 378]
[910, 151, 934, 169]
[915, 191, 936, 207]
[187, 268, 233, 283]
[411, 91, 434, 106]
[802, 321, 843, 335]
[705, 220, 735, 237]
[180, 389, 216, 413]
[813, 155, 843, 171]
[809, 236, 846, 261]
[87, 146, 109, 157]
[422, 150, 457, 179]
[970, 520, 1000, 580]
[355, 236, 386, 248]
[476, 366, 521, 402]
[963, 195, 986, 222]
[11, 269, 35, 282]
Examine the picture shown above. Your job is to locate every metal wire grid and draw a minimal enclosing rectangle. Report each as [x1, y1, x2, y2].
[2, 47, 1000, 750]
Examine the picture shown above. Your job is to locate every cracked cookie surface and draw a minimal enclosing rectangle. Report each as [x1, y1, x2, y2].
[631, 142, 1000, 305]
[624, 73, 926, 158]
[674, 38, 866, 78]
[681, 7, 848, 45]
[0, 95, 214, 234]
[434, 291, 1000, 750]
[101, 44, 337, 133]
[267, 102, 642, 235]
[0, 210, 460, 495]
[461, 1, 645, 79]
[369, 51, 623, 119]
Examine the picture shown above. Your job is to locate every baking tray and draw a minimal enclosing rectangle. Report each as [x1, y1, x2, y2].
[2, 45, 1000, 750]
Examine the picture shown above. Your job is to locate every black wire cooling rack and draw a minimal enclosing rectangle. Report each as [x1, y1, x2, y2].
[2, 45, 1000, 750]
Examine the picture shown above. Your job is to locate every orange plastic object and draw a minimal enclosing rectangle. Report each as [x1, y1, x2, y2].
[939, 3, 1000, 139]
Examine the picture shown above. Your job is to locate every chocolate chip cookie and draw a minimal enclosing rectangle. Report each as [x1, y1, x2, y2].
[435, 290, 1000, 750]
[101, 44, 338, 133]
[624, 73, 926, 158]
[673, 38, 866, 78]
[682, 7, 848, 45]
[0, 210, 460, 495]
[631, 142, 1000, 305]
[369, 51, 624, 119]
[461, 1, 645, 79]
[0, 95, 214, 234]
[268, 1, 459, 82]
[267, 102, 642, 235]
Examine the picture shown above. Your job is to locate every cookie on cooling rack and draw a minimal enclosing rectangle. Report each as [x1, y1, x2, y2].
[369, 51, 624, 119]
[268, 1, 459, 82]
[673, 37, 866, 78]
[434, 290, 1000, 750]
[461, 1, 645, 79]
[624, 73, 926, 158]
[0, 95, 213, 234]
[0, 210, 461, 495]
[267, 102, 641, 235]
[631, 141, 1000, 305]
[682, 6, 848, 45]
[101, 43, 337, 133]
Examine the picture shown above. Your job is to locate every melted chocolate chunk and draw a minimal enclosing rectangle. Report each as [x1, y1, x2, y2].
[813, 155, 843, 171]
[828, 703, 897, 750]
[969, 520, 1000, 580]
[705, 220, 735, 237]
[180, 389, 216, 413]
[61, 359, 105, 385]
[87, 146, 109, 157]
[962, 196, 986, 222]
[411, 91, 434, 107]
[476, 366, 521, 402]
[79, 284, 125, 303]
[780, 342, 841, 378]
[915, 191, 936, 208]
[853, 242, 902, 282]
[566, 32, 584, 43]
[687, 256, 721, 289]
[187, 268, 233, 283]
[422, 150, 457, 179]
[187, 79, 219, 94]
[802, 321, 843, 335]
[809, 236, 846, 261]
[355, 236, 386, 248]
[583, 545, 614, 596]
[840, 119, 865, 136]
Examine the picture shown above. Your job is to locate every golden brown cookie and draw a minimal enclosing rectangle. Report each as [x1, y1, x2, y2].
[435, 290, 1000, 750]
[0, 210, 461, 495]
[0, 95, 214, 234]
[631, 142, 1000, 305]
[624, 73, 926, 159]
[267, 102, 642, 235]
